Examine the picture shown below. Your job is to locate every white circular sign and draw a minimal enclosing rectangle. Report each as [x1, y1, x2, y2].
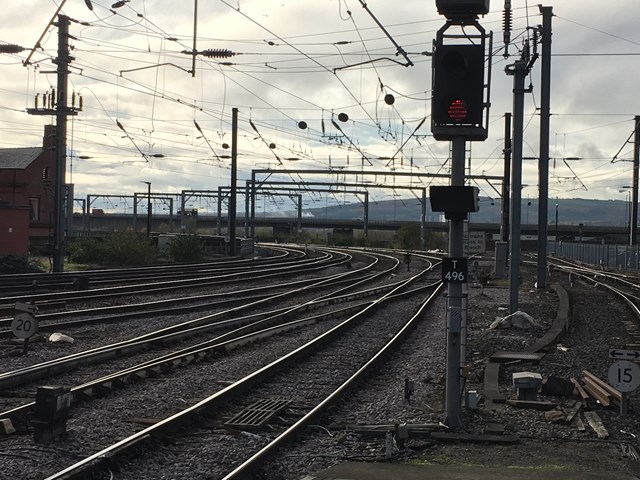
[11, 312, 38, 339]
[608, 360, 640, 392]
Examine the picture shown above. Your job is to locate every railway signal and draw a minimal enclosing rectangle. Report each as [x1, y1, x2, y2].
[432, 43, 485, 130]
[431, 0, 491, 430]
[431, 0, 490, 141]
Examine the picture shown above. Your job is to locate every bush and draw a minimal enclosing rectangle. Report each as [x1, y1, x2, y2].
[68, 237, 106, 264]
[0, 254, 46, 274]
[165, 234, 203, 263]
[103, 232, 158, 265]
[69, 232, 158, 266]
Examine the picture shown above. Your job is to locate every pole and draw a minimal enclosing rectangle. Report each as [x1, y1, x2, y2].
[420, 188, 426, 250]
[52, 15, 70, 272]
[364, 191, 370, 246]
[146, 182, 151, 237]
[296, 194, 302, 242]
[632, 115, 640, 245]
[245, 180, 251, 238]
[500, 113, 512, 242]
[537, 6, 553, 288]
[180, 191, 186, 232]
[191, 0, 198, 77]
[444, 137, 466, 429]
[229, 107, 238, 256]
[250, 173, 257, 240]
[627, 191, 631, 238]
[555, 202, 559, 249]
[508, 60, 527, 314]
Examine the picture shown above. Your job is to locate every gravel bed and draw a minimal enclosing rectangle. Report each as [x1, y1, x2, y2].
[255, 266, 640, 479]
[0, 251, 425, 478]
[4, 256, 632, 480]
[0, 261, 405, 378]
[114, 292, 432, 480]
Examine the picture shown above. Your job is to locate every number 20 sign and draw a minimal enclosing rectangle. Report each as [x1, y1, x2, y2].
[442, 257, 468, 284]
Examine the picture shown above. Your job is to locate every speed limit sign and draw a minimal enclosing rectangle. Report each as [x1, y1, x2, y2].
[608, 360, 640, 392]
[11, 312, 38, 339]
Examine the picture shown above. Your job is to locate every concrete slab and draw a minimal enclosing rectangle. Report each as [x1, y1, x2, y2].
[306, 462, 636, 480]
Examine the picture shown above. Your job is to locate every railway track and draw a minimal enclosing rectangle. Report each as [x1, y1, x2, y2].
[547, 256, 640, 322]
[0, 247, 343, 315]
[0, 247, 300, 297]
[0, 248, 444, 479]
[44, 270, 442, 479]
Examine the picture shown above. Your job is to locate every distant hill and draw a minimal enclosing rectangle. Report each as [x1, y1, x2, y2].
[300, 197, 631, 226]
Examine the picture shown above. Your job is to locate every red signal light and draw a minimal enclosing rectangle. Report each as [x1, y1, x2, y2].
[448, 99, 468, 122]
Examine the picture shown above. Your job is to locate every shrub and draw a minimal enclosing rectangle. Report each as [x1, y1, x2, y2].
[69, 232, 158, 266]
[68, 237, 106, 264]
[165, 234, 203, 263]
[0, 254, 46, 274]
[103, 232, 158, 265]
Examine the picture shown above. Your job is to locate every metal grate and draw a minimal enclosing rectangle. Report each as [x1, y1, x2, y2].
[225, 398, 291, 429]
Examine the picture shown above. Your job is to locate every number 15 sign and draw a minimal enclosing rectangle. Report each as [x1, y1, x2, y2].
[608, 360, 640, 392]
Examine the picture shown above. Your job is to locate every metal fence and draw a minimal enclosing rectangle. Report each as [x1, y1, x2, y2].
[550, 241, 640, 271]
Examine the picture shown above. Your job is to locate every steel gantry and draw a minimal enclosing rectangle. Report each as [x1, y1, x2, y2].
[249, 169, 503, 249]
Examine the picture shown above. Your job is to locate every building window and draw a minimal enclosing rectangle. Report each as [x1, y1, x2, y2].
[29, 198, 39, 221]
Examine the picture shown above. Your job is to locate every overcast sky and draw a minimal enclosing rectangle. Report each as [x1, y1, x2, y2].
[1, 0, 640, 213]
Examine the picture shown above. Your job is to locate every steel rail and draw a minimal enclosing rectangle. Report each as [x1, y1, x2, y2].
[223, 282, 444, 480]
[0, 269, 377, 333]
[41, 266, 437, 480]
[0, 280, 439, 425]
[0, 250, 389, 390]
[0, 249, 345, 305]
[0, 247, 297, 294]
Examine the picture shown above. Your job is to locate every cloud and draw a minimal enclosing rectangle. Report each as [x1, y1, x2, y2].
[1, 0, 639, 204]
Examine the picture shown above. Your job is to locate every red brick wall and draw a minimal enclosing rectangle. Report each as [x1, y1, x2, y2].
[0, 205, 30, 255]
[0, 125, 58, 238]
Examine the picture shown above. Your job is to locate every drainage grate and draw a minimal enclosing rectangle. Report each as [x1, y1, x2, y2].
[225, 398, 291, 429]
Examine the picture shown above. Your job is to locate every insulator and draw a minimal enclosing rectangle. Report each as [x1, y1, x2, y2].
[200, 49, 236, 58]
[503, 2, 512, 33]
[522, 40, 530, 62]
[503, 0, 512, 58]
[71, 92, 76, 109]
[532, 28, 540, 55]
[0, 44, 25, 54]
[35, 93, 39, 109]
[79, 95, 83, 111]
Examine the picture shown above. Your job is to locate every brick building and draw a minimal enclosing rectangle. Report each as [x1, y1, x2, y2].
[0, 125, 59, 254]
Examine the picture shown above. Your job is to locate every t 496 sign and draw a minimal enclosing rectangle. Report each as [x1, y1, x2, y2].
[442, 257, 468, 284]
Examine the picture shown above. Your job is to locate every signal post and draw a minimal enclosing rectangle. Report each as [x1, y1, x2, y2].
[430, 0, 491, 428]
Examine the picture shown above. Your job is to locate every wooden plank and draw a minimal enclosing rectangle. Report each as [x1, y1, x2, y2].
[583, 370, 622, 402]
[506, 399, 558, 410]
[564, 401, 582, 423]
[345, 424, 440, 437]
[582, 377, 611, 406]
[431, 432, 519, 444]
[570, 377, 590, 401]
[489, 351, 545, 363]
[572, 414, 586, 431]
[584, 411, 609, 439]
[482, 362, 506, 410]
